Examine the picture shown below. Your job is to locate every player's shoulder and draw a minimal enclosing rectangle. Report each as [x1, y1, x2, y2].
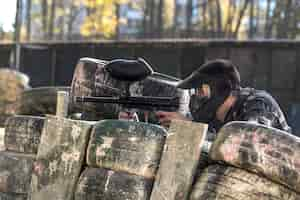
[240, 87, 275, 103]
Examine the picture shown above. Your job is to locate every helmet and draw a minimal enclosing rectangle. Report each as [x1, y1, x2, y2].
[177, 59, 240, 90]
[177, 59, 241, 124]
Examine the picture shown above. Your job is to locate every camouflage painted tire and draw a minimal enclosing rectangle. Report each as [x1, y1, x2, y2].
[16, 87, 70, 116]
[210, 121, 300, 193]
[0, 151, 35, 194]
[70, 58, 121, 120]
[194, 134, 217, 182]
[86, 120, 166, 178]
[197, 133, 217, 169]
[0, 114, 12, 128]
[0, 192, 27, 200]
[4, 115, 45, 154]
[0, 69, 30, 116]
[194, 151, 214, 183]
[190, 164, 299, 200]
[74, 167, 153, 200]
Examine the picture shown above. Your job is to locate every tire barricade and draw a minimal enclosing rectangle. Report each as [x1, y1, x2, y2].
[0, 115, 45, 199]
[190, 121, 300, 200]
[74, 120, 167, 200]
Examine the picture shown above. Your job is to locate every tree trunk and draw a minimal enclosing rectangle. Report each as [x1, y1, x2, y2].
[42, 0, 48, 39]
[233, 0, 251, 38]
[142, 0, 149, 38]
[271, 0, 283, 39]
[149, 0, 155, 38]
[14, 0, 22, 43]
[57, 1, 65, 40]
[0, 27, 4, 40]
[58, 18, 65, 40]
[201, 1, 208, 37]
[67, 0, 77, 40]
[172, 0, 180, 37]
[157, 0, 164, 38]
[14, 0, 22, 70]
[115, 3, 120, 40]
[215, 0, 222, 37]
[48, 0, 57, 40]
[26, 0, 32, 41]
[255, 0, 260, 36]
[249, 0, 254, 38]
[224, 0, 236, 38]
[264, 0, 271, 38]
[277, 0, 292, 38]
[186, 0, 193, 37]
[290, 1, 300, 39]
[208, 0, 216, 37]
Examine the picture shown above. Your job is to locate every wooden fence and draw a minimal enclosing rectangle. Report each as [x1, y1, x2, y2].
[1, 40, 300, 127]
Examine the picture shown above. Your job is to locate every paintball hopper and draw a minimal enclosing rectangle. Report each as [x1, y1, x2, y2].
[105, 58, 154, 82]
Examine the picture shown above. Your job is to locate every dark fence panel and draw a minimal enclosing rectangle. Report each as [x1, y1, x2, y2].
[54, 44, 96, 86]
[0, 44, 13, 68]
[180, 47, 205, 78]
[94, 43, 134, 60]
[134, 46, 182, 77]
[20, 45, 52, 87]
[1, 40, 300, 132]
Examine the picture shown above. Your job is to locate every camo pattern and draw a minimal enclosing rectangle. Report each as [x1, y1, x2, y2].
[29, 116, 93, 200]
[74, 167, 153, 200]
[16, 87, 70, 116]
[71, 59, 121, 120]
[190, 165, 299, 200]
[0, 114, 11, 127]
[4, 115, 45, 154]
[0, 69, 30, 115]
[86, 120, 166, 178]
[210, 121, 300, 193]
[0, 192, 27, 200]
[0, 151, 35, 194]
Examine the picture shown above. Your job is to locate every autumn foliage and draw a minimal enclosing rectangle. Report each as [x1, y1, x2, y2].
[80, 0, 128, 38]
[8, 0, 300, 42]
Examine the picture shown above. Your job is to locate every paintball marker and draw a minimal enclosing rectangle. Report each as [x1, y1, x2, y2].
[74, 58, 182, 113]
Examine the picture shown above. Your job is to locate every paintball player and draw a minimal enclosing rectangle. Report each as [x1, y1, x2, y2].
[156, 59, 291, 136]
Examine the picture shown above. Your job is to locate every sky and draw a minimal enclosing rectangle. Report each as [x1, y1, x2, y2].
[0, 0, 16, 32]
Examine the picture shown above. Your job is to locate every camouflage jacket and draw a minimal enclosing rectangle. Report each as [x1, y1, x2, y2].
[209, 88, 291, 134]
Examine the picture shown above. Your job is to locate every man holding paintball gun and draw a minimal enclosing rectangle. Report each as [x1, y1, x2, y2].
[155, 59, 291, 136]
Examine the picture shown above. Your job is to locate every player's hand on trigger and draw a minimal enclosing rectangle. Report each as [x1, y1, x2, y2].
[118, 112, 139, 122]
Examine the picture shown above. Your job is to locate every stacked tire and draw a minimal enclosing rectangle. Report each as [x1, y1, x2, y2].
[15, 86, 71, 117]
[0, 69, 30, 148]
[190, 121, 300, 200]
[0, 115, 45, 199]
[74, 120, 167, 200]
[194, 131, 218, 180]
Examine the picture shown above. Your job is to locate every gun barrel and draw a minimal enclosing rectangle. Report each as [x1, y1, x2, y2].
[75, 96, 179, 112]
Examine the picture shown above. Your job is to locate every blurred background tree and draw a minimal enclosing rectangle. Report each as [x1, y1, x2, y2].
[2, 0, 300, 41]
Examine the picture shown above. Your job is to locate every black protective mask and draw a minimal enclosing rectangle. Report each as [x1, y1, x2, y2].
[189, 94, 226, 123]
[189, 79, 231, 123]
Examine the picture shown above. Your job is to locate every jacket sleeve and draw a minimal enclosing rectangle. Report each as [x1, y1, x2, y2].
[238, 98, 280, 128]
